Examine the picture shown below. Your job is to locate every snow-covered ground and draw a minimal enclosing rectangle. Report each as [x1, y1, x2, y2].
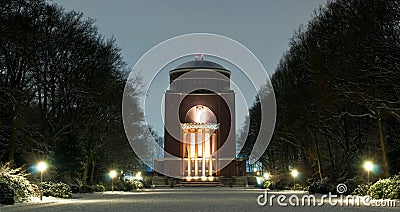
[1, 189, 399, 212]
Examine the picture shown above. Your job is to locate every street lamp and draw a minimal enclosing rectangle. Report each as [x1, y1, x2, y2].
[37, 161, 47, 201]
[291, 169, 299, 191]
[263, 172, 270, 181]
[134, 172, 143, 181]
[109, 170, 117, 192]
[363, 161, 374, 184]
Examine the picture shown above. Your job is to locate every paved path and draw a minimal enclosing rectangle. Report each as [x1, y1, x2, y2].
[1, 188, 399, 212]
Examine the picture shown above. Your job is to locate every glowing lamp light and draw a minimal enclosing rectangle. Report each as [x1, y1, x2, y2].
[263, 172, 270, 180]
[291, 169, 299, 191]
[256, 177, 263, 185]
[134, 172, 143, 181]
[363, 161, 374, 172]
[363, 161, 374, 183]
[37, 161, 48, 172]
[109, 170, 117, 179]
[186, 176, 192, 181]
[201, 176, 207, 181]
[291, 169, 299, 178]
[208, 176, 214, 181]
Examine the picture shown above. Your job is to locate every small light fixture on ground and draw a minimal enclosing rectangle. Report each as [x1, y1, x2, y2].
[134, 172, 143, 181]
[291, 169, 299, 190]
[363, 161, 374, 184]
[109, 170, 117, 192]
[263, 172, 270, 181]
[37, 161, 48, 201]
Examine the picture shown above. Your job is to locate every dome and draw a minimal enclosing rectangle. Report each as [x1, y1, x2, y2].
[175, 60, 226, 70]
[169, 60, 231, 82]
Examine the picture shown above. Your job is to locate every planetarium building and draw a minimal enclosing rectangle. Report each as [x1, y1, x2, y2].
[154, 58, 246, 184]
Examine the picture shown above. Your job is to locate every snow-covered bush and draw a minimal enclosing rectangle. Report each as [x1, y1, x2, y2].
[133, 180, 144, 189]
[352, 184, 370, 196]
[369, 175, 400, 199]
[94, 184, 105, 192]
[0, 163, 35, 203]
[41, 182, 72, 198]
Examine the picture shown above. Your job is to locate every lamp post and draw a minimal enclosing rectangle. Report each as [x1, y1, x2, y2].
[109, 170, 117, 192]
[37, 161, 47, 201]
[291, 169, 299, 191]
[363, 161, 374, 184]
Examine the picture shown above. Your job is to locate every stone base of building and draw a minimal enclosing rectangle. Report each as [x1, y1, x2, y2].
[153, 158, 246, 183]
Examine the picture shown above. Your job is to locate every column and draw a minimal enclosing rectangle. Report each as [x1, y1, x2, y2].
[209, 130, 213, 176]
[195, 129, 198, 177]
[212, 132, 217, 175]
[187, 131, 191, 177]
[182, 130, 186, 177]
[202, 129, 205, 177]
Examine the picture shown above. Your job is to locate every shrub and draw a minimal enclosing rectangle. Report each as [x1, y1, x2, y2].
[306, 177, 335, 194]
[369, 175, 400, 199]
[0, 163, 35, 202]
[271, 179, 290, 190]
[133, 180, 144, 189]
[263, 181, 272, 189]
[79, 185, 94, 193]
[70, 185, 80, 193]
[344, 177, 363, 195]
[0, 181, 15, 205]
[294, 183, 302, 190]
[110, 179, 145, 191]
[68, 178, 82, 193]
[353, 184, 370, 196]
[94, 184, 105, 192]
[41, 182, 72, 198]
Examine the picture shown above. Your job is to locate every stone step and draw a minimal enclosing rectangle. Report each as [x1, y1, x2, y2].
[180, 181, 221, 187]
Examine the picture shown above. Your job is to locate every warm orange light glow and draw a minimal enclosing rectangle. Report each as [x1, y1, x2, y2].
[205, 133, 210, 158]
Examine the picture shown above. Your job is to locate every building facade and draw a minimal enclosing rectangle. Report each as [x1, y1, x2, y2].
[155, 59, 246, 181]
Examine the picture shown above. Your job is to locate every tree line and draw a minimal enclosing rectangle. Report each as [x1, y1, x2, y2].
[0, 0, 145, 186]
[241, 0, 400, 183]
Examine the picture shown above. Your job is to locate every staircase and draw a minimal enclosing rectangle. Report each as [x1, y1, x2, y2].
[180, 181, 221, 187]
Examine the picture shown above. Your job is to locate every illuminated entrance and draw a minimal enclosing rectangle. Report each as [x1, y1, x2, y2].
[181, 105, 218, 180]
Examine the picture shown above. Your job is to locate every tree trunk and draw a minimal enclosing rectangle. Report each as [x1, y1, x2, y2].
[82, 157, 89, 186]
[313, 131, 323, 180]
[342, 113, 352, 178]
[8, 102, 18, 167]
[324, 134, 335, 179]
[89, 157, 96, 185]
[377, 110, 389, 177]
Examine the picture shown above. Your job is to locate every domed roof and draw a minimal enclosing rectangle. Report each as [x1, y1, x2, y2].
[174, 60, 226, 70]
